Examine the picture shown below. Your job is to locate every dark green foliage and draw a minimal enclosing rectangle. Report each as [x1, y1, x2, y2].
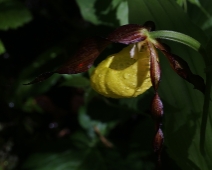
[0, 0, 212, 170]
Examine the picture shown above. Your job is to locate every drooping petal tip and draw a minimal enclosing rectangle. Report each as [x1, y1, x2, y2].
[23, 72, 55, 85]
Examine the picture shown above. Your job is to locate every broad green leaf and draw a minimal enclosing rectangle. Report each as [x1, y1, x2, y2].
[61, 75, 90, 88]
[116, 0, 129, 25]
[202, 18, 212, 30]
[75, 0, 100, 25]
[188, 0, 210, 19]
[0, 0, 32, 30]
[189, 0, 212, 30]
[75, 0, 128, 26]
[188, 0, 201, 6]
[188, 0, 212, 34]
[22, 137, 126, 170]
[78, 106, 117, 139]
[22, 150, 88, 170]
[84, 87, 98, 104]
[128, 0, 212, 169]
[176, 0, 187, 11]
[70, 131, 93, 149]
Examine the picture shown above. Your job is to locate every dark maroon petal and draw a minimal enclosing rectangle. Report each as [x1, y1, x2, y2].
[153, 126, 164, 165]
[23, 72, 55, 85]
[155, 42, 206, 94]
[57, 37, 110, 74]
[151, 93, 163, 120]
[24, 37, 110, 85]
[147, 41, 161, 91]
[107, 24, 147, 44]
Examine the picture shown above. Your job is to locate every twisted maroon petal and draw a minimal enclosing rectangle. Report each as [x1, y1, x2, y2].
[147, 41, 161, 91]
[154, 42, 206, 94]
[154, 126, 164, 164]
[151, 93, 163, 120]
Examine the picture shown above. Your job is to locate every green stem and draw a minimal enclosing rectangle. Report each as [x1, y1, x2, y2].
[149, 30, 201, 51]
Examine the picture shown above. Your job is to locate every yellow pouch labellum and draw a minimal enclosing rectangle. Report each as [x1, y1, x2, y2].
[90, 44, 152, 98]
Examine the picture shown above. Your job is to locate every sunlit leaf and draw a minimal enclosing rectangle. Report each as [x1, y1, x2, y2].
[116, 1, 129, 25]
[76, 0, 120, 26]
[0, 0, 32, 30]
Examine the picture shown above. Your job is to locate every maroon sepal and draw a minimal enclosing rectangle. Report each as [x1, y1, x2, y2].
[153, 126, 164, 168]
[57, 37, 110, 74]
[24, 37, 110, 85]
[148, 41, 161, 91]
[155, 42, 206, 94]
[107, 24, 147, 44]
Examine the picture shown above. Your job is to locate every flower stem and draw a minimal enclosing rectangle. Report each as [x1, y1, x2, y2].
[149, 30, 201, 51]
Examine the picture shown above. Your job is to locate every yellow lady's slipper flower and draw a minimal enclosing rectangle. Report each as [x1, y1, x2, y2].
[24, 21, 208, 169]
[90, 42, 152, 98]
[25, 21, 205, 96]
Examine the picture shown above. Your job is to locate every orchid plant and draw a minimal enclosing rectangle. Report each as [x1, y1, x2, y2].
[25, 21, 211, 168]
